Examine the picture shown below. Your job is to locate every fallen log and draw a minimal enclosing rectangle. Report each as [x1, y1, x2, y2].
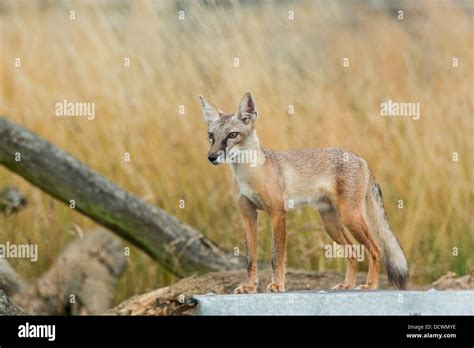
[13, 229, 126, 315]
[0, 258, 26, 297]
[0, 290, 25, 315]
[424, 269, 474, 290]
[0, 117, 242, 276]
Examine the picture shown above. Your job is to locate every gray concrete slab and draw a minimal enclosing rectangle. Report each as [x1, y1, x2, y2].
[194, 290, 474, 315]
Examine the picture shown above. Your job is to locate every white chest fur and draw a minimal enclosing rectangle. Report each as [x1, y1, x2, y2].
[231, 164, 263, 207]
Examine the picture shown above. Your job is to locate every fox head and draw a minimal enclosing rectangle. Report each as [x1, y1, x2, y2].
[199, 92, 258, 165]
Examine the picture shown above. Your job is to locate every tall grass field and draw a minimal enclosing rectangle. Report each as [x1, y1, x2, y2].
[0, 0, 472, 304]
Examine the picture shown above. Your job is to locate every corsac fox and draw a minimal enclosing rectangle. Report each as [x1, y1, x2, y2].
[200, 92, 409, 293]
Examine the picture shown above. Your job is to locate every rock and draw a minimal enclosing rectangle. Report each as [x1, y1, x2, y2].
[0, 186, 27, 214]
[14, 229, 126, 315]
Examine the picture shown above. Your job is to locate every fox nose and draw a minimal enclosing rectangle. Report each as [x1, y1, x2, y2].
[208, 154, 218, 164]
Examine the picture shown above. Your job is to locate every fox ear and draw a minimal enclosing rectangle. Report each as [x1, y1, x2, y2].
[237, 92, 258, 124]
[199, 96, 220, 124]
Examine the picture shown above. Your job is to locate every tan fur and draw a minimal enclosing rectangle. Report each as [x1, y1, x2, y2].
[200, 93, 409, 293]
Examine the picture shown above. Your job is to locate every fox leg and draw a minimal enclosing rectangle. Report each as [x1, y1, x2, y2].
[319, 208, 358, 290]
[234, 196, 259, 294]
[338, 204, 381, 290]
[266, 210, 287, 292]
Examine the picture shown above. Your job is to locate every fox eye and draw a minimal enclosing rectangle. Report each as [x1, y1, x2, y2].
[228, 132, 238, 139]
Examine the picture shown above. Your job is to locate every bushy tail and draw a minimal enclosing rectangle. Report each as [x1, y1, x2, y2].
[366, 179, 409, 289]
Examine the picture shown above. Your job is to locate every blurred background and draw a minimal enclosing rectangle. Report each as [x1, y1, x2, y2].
[0, 0, 472, 304]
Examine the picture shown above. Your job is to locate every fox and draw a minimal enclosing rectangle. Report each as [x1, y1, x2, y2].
[199, 92, 409, 293]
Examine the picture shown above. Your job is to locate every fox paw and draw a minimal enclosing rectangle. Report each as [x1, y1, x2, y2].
[234, 283, 257, 294]
[331, 282, 355, 290]
[355, 283, 378, 290]
[266, 282, 285, 293]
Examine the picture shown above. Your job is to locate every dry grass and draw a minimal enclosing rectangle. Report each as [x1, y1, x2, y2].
[0, 0, 472, 304]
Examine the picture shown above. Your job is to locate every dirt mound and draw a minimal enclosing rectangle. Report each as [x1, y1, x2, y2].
[110, 268, 474, 316]
[109, 269, 396, 316]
